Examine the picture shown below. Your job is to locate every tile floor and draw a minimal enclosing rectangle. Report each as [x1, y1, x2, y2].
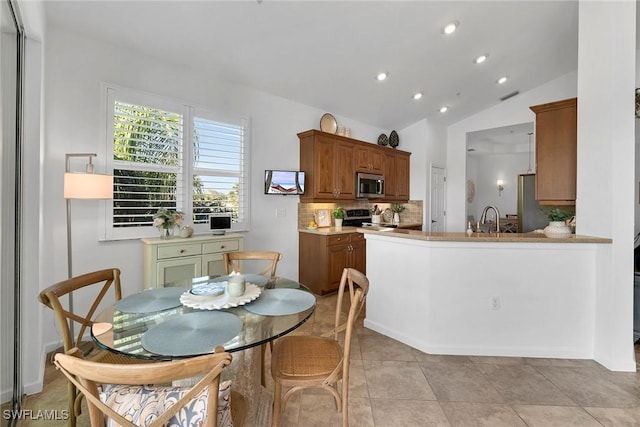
[15, 292, 640, 426]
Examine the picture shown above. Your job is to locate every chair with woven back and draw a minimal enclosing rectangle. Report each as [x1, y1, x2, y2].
[222, 250, 283, 386]
[38, 268, 147, 427]
[270, 267, 369, 427]
[54, 346, 233, 427]
[222, 250, 283, 278]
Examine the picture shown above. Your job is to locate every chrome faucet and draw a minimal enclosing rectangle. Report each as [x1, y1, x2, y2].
[480, 205, 501, 233]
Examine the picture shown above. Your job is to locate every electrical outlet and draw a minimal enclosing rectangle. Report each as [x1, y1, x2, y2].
[491, 296, 501, 311]
[275, 208, 286, 218]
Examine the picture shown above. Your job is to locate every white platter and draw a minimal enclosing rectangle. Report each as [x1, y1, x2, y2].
[180, 283, 262, 310]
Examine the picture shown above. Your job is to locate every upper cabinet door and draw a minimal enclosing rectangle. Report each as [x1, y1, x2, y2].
[530, 98, 577, 205]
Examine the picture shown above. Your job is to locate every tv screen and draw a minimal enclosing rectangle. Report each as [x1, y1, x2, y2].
[264, 170, 305, 195]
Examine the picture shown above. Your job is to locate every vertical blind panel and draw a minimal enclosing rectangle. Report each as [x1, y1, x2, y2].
[114, 101, 183, 167]
[192, 175, 244, 224]
[193, 117, 244, 172]
[113, 169, 181, 228]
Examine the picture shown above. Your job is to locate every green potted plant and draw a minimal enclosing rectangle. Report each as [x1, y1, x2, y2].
[390, 203, 405, 224]
[544, 208, 574, 238]
[332, 206, 345, 227]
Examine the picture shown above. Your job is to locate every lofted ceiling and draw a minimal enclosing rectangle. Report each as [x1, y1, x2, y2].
[44, 1, 581, 130]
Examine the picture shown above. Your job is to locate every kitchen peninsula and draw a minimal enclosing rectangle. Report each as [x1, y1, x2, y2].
[359, 228, 614, 364]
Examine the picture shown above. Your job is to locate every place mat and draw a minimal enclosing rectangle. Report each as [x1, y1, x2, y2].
[180, 283, 262, 310]
[141, 311, 242, 357]
[243, 288, 316, 316]
[115, 287, 188, 313]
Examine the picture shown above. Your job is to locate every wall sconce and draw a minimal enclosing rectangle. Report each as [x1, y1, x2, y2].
[497, 179, 504, 196]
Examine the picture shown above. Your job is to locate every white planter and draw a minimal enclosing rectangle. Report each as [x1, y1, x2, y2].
[334, 218, 343, 228]
[543, 221, 571, 238]
[393, 213, 400, 224]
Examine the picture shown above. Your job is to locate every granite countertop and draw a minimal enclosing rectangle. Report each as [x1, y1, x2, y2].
[299, 222, 422, 235]
[356, 228, 612, 244]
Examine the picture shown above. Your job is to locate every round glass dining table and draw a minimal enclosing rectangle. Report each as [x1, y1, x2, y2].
[91, 275, 316, 425]
[91, 275, 316, 360]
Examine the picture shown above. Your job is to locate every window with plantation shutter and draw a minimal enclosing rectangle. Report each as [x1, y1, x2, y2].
[103, 85, 250, 240]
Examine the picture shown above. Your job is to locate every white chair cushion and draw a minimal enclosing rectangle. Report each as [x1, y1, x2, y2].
[99, 379, 233, 427]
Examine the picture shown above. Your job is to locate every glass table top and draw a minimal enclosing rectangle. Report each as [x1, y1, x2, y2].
[92, 275, 316, 360]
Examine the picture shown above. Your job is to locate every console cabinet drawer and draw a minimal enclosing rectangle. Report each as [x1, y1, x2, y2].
[157, 243, 202, 260]
[202, 240, 240, 254]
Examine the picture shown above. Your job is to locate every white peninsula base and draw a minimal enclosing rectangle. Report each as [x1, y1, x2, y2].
[361, 231, 634, 371]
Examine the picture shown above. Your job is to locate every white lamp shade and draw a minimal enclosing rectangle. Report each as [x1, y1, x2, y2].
[64, 172, 113, 199]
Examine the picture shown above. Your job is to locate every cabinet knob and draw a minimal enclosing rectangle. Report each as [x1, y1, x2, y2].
[221, 245, 225, 249]
[180, 249, 185, 253]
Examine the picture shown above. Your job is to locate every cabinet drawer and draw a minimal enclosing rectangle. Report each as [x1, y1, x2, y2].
[350, 233, 365, 243]
[327, 234, 350, 246]
[157, 243, 202, 260]
[202, 239, 240, 254]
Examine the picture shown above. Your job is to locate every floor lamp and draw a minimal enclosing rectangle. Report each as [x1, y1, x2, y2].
[64, 153, 113, 345]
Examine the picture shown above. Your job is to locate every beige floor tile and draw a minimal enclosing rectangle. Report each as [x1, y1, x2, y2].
[296, 393, 373, 427]
[523, 357, 602, 368]
[513, 404, 603, 426]
[535, 366, 639, 408]
[371, 399, 450, 427]
[419, 362, 504, 403]
[364, 360, 436, 400]
[584, 406, 640, 426]
[359, 332, 416, 362]
[440, 401, 527, 427]
[348, 358, 370, 399]
[475, 363, 575, 406]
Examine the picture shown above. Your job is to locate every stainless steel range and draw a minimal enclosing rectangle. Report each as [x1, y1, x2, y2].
[343, 209, 371, 227]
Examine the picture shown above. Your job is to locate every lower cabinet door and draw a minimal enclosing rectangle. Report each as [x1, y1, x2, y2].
[350, 240, 367, 274]
[202, 253, 225, 277]
[327, 244, 350, 292]
[156, 256, 202, 287]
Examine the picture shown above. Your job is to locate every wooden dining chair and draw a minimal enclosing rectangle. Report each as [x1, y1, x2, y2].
[38, 268, 146, 427]
[222, 250, 283, 386]
[54, 346, 233, 427]
[270, 268, 369, 427]
[222, 250, 283, 277]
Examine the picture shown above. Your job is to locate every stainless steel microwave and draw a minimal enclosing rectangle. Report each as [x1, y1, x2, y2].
[356, 172, 385, 198]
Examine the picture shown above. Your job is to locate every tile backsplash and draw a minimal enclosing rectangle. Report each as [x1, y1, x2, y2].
[298, 200, 423, 229]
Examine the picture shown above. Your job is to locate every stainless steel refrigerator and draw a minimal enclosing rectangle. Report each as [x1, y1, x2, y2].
[517, 174, 548, 233]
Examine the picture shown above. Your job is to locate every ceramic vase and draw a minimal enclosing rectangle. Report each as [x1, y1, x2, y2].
[334, 218, 343, 228]
[543, 221, 571, 238]
[393, 213, 400, 224]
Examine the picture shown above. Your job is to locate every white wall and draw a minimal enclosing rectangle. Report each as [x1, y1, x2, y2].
[576, 1, 635, 371]
[399, 118, 447, 228]
[467, 152, 529, 221]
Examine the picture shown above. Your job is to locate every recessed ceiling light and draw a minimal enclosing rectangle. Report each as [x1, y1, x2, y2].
[473, 54, 488, 64]
[413, 92, 423, 100]
[376, 72, 388, 81]
[497, 76, 508, 84]
[439, 106, 448, 113]
[442, 21, 458, 35]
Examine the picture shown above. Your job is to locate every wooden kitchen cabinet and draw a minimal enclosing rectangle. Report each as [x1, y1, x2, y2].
[299, 129, 410, 202]
[530, 98, 577, 205]
[299, 231, 366, 295]
[299, 130, 355, 201]
[355, 145, 384, 173]
[142, 234, 244, 289]
[382, 150, 410, 201]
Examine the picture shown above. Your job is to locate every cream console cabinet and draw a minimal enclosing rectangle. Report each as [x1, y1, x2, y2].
[142, 234, 244, 289]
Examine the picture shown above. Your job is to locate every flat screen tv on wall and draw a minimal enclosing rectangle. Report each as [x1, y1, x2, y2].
[264, 170, 305, 195]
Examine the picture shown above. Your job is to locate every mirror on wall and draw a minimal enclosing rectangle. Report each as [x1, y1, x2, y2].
[465, 122, 534, 226]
